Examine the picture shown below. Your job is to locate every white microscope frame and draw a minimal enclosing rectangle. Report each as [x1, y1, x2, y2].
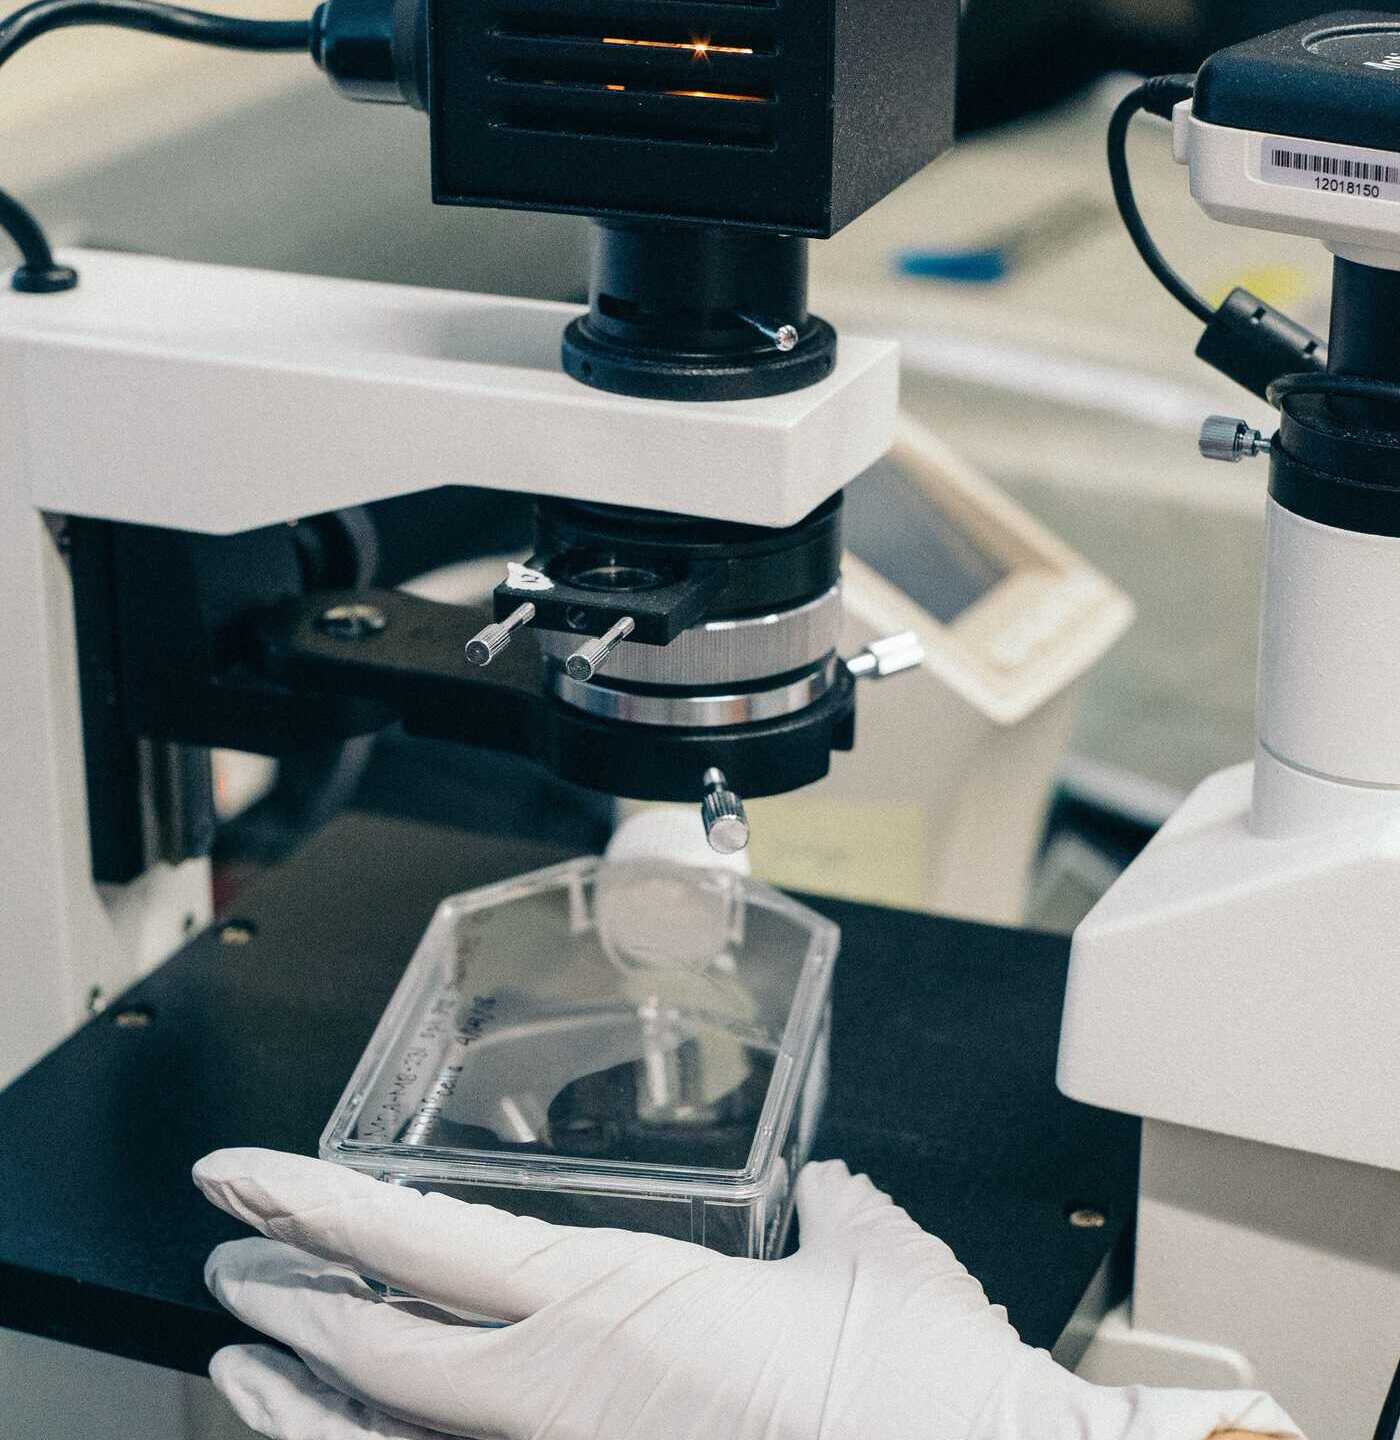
[0, 246, 897, 1089]
[1060, 97, 1400, 1440]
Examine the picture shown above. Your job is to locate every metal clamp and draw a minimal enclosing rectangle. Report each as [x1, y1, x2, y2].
[565, 617, 635, 681]
[465, 603, 535, 667]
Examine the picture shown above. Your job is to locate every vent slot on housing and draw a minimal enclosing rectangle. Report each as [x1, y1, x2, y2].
[486, 6, 779, 149]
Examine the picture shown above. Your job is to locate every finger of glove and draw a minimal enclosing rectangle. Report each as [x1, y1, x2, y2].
[794, 1159, 942, 1249]
[794, 1160, 989, 1311]
[210, 1345, 446, 1440]
[196, 1147, 716, 1322]
[205, 1237, 520, 1436]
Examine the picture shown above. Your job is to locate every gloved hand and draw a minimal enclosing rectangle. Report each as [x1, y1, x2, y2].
[195, 1149, 1302, 1440]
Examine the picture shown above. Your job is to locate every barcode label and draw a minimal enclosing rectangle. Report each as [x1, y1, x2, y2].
[1269, 147, 1400, 184]
[1259, 137, 1400, 202]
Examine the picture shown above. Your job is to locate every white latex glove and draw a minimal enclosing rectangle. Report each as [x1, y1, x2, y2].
[195, 1149, 1302, 1440]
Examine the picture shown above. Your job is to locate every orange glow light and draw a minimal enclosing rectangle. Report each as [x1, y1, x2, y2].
[601, 36, 755, 58]
[600, 80, 763, 102]
[666, 88, 764, 102]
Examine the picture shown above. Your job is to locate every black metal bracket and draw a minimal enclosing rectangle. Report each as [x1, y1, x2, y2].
[268, 588, 856, 801]
[493, 555, 725, 644]
[85, 517, 854, 809]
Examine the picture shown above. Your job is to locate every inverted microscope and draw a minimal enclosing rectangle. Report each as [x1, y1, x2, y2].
[0, 2, 1394, 1436]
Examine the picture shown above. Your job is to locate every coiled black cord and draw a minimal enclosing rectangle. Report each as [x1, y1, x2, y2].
[1268, 372, 1400, 411]
[0, 0, 312, 291]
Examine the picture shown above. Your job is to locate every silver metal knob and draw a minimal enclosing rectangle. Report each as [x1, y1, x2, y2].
[565, 616, 636, 681]
[1199, 415, 1272, 463]
[847, 631, 925, 680]
[701, 768, 750, 855]
[465, 603, 535, 667]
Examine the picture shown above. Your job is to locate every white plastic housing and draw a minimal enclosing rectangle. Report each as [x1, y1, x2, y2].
[0, 249, 899, 534]
[1058, 757, 1400, 1174]
[1258, 500, 1400, 789]
[1174, 102, 1400, 269]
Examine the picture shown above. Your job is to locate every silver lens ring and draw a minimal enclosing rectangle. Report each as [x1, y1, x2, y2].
[549, 658, 837, 728]
[537, 586, 842, 688]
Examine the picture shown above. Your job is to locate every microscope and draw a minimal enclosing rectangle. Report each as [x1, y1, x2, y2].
[1058, 14, 1400, 1436]
[0, 0, 957, 1085]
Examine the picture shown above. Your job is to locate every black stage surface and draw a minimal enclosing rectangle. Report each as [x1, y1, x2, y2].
[0, 810, 1138, 1375]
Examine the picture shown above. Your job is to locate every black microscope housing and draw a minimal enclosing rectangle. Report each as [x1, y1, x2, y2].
[316, 0, 959, 399]
[318, 0, 958, 234]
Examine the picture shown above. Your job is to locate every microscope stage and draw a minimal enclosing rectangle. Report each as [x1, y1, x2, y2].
[0, 809, 1135, 1375]
[0, 249, 899, 534]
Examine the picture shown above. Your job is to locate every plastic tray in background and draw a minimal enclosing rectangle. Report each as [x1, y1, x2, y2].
[322, 857, 838, 1259]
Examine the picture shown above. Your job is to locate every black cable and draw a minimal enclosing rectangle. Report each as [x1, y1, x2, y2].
[0, 0, 313, 290]
[0, 182, 71, 290]
[1107, 74, 1212, 324]
[1268, 372, 1400, 410]
[0, 0, 308, 60]
[1375, 1353, 1400, 1440]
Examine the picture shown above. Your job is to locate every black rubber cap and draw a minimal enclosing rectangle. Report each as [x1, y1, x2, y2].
[12, 264, 78, 294]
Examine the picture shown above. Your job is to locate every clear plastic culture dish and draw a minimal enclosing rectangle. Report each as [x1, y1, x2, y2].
[321, 856, 838, 1259]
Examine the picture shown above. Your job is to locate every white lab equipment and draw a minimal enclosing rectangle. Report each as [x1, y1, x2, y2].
[742, 416, 1132, 923]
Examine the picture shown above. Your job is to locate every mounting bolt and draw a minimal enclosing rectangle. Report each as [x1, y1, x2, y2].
[701, 768, 750, 855]
[847, 631, 925, 680]
[465, 603, 536, 667]
[1199, 415, 1272, 463]
[317, 602, 387, 640]
[565, 616, 636, 681]
[736, 312, 800, 353]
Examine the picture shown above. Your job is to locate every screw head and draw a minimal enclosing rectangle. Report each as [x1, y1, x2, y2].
[1068, 1207, 1107, 1230]
[317, 603, 387, 640]
[219, 920, 255, 946]
[112, 1006, 153, 1029]
[774, 324, 800, 353]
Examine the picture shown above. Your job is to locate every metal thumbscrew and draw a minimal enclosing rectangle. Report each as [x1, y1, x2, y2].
[701, 768, 750, 855]
[847, 631, 925, 680]
[565, 616, 636, 681]
[736, 312, 800, 353]
[1199, 415, 1272, 463]
[317, 602, 387, 640]
[466, 603, 536, 667]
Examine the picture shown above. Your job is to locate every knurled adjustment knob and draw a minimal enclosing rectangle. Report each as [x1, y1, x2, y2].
[1199, 415, 1272, 463]
[700, 768, 750, 855]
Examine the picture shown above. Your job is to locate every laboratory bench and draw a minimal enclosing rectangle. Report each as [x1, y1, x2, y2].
[0, 805, 1138, 1376]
